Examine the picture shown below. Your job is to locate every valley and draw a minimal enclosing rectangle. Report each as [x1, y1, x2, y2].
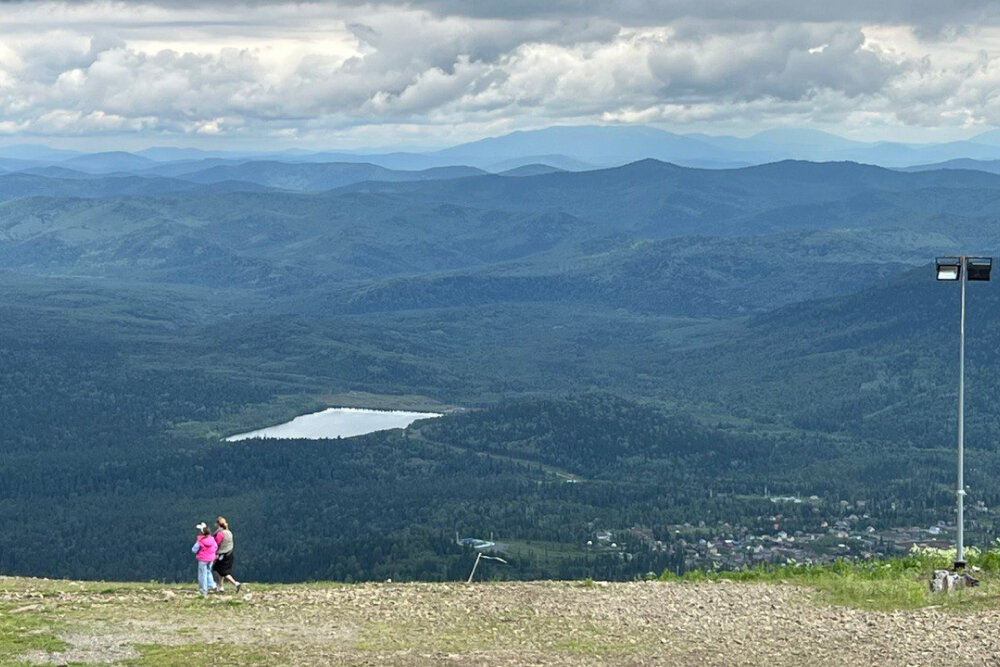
[12, 3, 1000, 664]
[0, 155, 998, 583]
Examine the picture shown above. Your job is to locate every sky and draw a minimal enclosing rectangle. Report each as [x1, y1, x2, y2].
[4, 0, 1000, 149]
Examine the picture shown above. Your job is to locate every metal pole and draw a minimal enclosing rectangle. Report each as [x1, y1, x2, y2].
[466, 552, 482, 584]
[956, 255, 967, 569]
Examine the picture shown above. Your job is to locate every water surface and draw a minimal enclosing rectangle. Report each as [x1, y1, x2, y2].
[225, 407, 442, 441]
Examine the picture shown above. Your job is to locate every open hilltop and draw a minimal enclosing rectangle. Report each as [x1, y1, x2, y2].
[3, 571, 1000, 666]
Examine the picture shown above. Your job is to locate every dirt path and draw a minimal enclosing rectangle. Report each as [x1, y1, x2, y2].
[3, 578, 1000, 665]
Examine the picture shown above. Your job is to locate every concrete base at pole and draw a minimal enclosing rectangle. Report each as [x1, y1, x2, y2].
[930, 569, 979, 593]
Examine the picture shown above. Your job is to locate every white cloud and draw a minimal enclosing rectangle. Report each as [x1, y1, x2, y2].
[1, 1, 1000, 146]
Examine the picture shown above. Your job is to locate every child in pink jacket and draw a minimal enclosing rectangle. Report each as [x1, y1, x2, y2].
[192, 522, 218, 596]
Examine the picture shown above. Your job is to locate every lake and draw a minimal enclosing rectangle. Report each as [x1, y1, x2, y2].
[225, 407, 443, 441]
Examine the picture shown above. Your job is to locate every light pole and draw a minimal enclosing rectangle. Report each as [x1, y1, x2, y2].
[935, 255, 992, 569]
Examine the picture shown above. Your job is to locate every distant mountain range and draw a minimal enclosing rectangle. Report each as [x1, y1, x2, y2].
[0, 158, 992, 300]
[423, 125, 1000, 169]
[899, 158, 1000, 175]
[10, 125, 1000, 176]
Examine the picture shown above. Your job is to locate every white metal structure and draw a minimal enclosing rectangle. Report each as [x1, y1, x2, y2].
[935, 255, 992, 568]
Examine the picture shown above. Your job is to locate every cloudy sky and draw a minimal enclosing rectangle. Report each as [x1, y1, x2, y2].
[4, 0, 1000, 149]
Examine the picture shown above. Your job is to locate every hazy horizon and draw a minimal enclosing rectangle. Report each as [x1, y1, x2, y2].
[4, 123, 1000, 158]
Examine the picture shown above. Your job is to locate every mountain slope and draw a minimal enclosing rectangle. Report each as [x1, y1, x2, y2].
[0, 160, 997, 297]
[436, 125, 740, 166]
[0, 172, 273, 200]
[180, 161, 486, 190]
[343, 159, 1000, 238]
[662, 265, 1000, 449]
[431, 125, 1000, 168]
[900, 158, 1000, 175]
[60, 151, 158, 173]
[339, 229, 941, 317]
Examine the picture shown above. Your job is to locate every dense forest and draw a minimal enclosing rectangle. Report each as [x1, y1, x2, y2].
[1, 159, 1000, 582]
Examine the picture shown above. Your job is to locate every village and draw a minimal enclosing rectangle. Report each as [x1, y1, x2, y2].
[587, 495, 994, 572]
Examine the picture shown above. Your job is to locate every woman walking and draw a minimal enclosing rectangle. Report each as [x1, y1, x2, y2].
[213, 516, 242, 593]
[192, 522, 218, 596]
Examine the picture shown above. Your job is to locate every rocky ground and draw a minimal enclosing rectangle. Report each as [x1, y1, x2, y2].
[2, 576, 1000, 665]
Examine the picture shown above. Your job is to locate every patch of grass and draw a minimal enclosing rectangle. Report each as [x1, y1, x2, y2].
[548, 637, 634, 655]
[0, 605, 68, 662]
[127, 643, 274, 666]
[217, 598, 247, 608]
[540, 620, 636, 655]
[357, 613, 638, 658]
[501, 539, 592, 562]
[357, 620, 485, 653]
[659, 546, 1000, 610]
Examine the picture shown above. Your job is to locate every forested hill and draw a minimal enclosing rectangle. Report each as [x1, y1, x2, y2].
[340, 159, 1000, 236]
[666, 265, 1000, 445]
[0, 156, 999, 582]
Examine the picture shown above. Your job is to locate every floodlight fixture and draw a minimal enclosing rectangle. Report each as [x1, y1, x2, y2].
[967, 257, 993, 282]
[936, 257, 961, 281]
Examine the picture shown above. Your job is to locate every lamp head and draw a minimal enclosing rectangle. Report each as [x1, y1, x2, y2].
[967, 257, 993, 281]
[936, 257, 962, 281]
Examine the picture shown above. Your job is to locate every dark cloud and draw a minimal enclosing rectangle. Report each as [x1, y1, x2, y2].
[4, 0, 1000, 24]
[407, 0, 1000, 25]
[38, 0, 997, 25]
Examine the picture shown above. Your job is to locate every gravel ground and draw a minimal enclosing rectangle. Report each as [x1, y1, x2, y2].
[5, 578, 1000, 665]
